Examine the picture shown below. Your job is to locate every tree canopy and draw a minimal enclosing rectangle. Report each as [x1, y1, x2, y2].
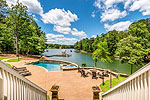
[0, 1, 47, 55]
[74, 18, 150, 74]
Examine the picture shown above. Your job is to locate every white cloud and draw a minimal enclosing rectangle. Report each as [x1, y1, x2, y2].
[46, 33, 65, 39]
[101, 9, 127, 22]
[46, 33, 78, 45]
[6, 0, 43, 14]
[94, 0, 125, 9]
[91, 11, 96, 18]
[32, 15, 38, 21]
[94, 0, 150, 19]
[124, 0, 132, 9]
[71, 28, 87, 38]
[53, 25, 71, 34]
[42, 8, 87, 38]
[94, 0, 101, 9]
[41, 8, 80, 35]
[41, 8, 78, 27]
[91, 35, 97, 38]
[104, 0, 125, 9]
[104, 21, 132, 31]
[129, 0, 150, 16]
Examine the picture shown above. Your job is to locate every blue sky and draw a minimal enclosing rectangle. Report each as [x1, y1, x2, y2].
[6, 0, 150, 45]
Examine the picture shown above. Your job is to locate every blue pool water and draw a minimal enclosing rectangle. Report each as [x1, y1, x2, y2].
[63, 65, 76, 68]
[32, 62, 61, 71]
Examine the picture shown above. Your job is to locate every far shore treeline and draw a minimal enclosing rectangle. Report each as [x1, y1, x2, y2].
[0, 1, 47, 55]
[47, 44, 74, 49]
[74, 18, 150, 73]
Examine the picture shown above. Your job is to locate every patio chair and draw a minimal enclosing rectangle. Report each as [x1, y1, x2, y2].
[18, 70, 29, 74]
[12, 65, 27, 70]
[81, 70, 88, 77]
[21, 72, 32, 76]
[78, 67, 83, 73]
[12, 65, 31, 77]
[92, 72, 98, 79]
[98, 73, 104, 79]
[103, 70, 109, 77]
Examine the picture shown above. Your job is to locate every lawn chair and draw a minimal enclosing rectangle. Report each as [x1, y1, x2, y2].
[92, 72, 98, 79]
[103, 70, 109, 77]
[81, 70, 88, 77]
[12, 65, 31, 77]
[98, 73, 104, 79]
[78, 66, 83, 73]
[21, 72, 32, 76]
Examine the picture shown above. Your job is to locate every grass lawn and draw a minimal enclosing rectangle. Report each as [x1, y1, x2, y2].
[47, 95, 50, 100]
[0, 57, 10, 60]
[7, 58, 30, 62]
[100, 76, 127, 92]
[5, 63, 13, 68]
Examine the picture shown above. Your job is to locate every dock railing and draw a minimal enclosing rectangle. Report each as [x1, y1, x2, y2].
[0, 61, 47, 100]
[102, 62, 150, 100]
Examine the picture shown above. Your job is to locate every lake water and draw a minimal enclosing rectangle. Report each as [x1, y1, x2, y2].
[42, 49, 141, 74]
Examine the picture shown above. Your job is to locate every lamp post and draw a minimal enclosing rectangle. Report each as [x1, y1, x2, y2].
[102, 71, 105, 85]
[110, 71, 112, 88]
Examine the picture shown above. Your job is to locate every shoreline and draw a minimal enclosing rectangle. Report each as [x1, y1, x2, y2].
[0, 53, 129, 76]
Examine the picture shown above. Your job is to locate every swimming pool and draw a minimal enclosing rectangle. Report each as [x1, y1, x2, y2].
[31, 62, 61, 71]
[63, 65, 76, 68]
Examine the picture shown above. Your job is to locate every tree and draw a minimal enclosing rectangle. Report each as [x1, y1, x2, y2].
[128, 19, 150, 40]
[115, 35, 147, 74]
[6, 1, 28, 57]
[105, 30, 119, 55]
[92, 41, 111, 63]
[3, 1, 47, 55]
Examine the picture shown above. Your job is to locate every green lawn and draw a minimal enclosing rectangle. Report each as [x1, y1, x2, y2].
[47, 95, 50, 100]
[7, 58, 30, 62]
[5, 63, 13, 68]
[0, 57, 10, 60]
[100, 76, 127, 92]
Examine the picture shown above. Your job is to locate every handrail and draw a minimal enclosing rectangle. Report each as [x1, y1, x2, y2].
[0, 60, 47, 93]
[102, 62, 150, 96]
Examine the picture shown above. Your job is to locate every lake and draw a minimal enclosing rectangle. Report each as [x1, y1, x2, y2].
[42, 49, 141, 74]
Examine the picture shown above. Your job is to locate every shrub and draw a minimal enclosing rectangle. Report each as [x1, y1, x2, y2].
[40, 57, 44, 60]
[81, 62, 87, 67]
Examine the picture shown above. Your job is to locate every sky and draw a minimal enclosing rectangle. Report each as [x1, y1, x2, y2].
[6, 0, 150, 45]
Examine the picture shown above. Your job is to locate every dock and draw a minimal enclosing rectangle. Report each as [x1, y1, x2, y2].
[45, 50, 71, 57]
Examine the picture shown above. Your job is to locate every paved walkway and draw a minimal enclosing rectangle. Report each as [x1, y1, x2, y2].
[5, 59, 113, 100]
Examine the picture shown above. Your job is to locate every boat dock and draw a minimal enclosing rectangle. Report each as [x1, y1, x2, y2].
[45, 50, 71, 57]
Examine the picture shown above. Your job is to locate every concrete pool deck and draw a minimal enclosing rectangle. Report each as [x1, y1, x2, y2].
[3, 57, 114, 100]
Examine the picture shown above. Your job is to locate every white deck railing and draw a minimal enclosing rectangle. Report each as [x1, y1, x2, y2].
[102, 62, 150, 100]
[0, 61, 47, 100]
